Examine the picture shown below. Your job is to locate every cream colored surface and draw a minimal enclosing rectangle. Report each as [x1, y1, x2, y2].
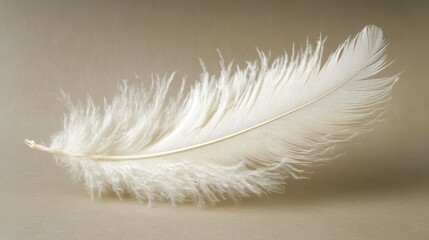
[1, 1, 428, 239]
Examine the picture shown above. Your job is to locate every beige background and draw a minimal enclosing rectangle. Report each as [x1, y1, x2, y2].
[1, 0, 428, 239]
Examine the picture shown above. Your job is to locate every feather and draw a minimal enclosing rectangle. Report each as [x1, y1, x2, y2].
[25, 25, 398, 206]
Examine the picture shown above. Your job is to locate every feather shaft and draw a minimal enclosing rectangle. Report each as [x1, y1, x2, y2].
[24, 68, 365, 161]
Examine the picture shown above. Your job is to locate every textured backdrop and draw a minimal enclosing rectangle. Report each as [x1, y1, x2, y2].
[0, 0, 428, 239]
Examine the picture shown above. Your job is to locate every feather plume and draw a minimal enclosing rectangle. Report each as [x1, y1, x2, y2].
[25, 25, 398, 206]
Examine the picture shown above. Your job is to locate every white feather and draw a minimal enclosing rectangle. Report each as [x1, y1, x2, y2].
[25, 25, 398, 206]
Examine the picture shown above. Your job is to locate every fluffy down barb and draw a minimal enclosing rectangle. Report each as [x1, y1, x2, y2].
[25, 25, 398, 206]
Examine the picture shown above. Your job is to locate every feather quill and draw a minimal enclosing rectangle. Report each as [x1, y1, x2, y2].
[25, 25, 398, 206]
